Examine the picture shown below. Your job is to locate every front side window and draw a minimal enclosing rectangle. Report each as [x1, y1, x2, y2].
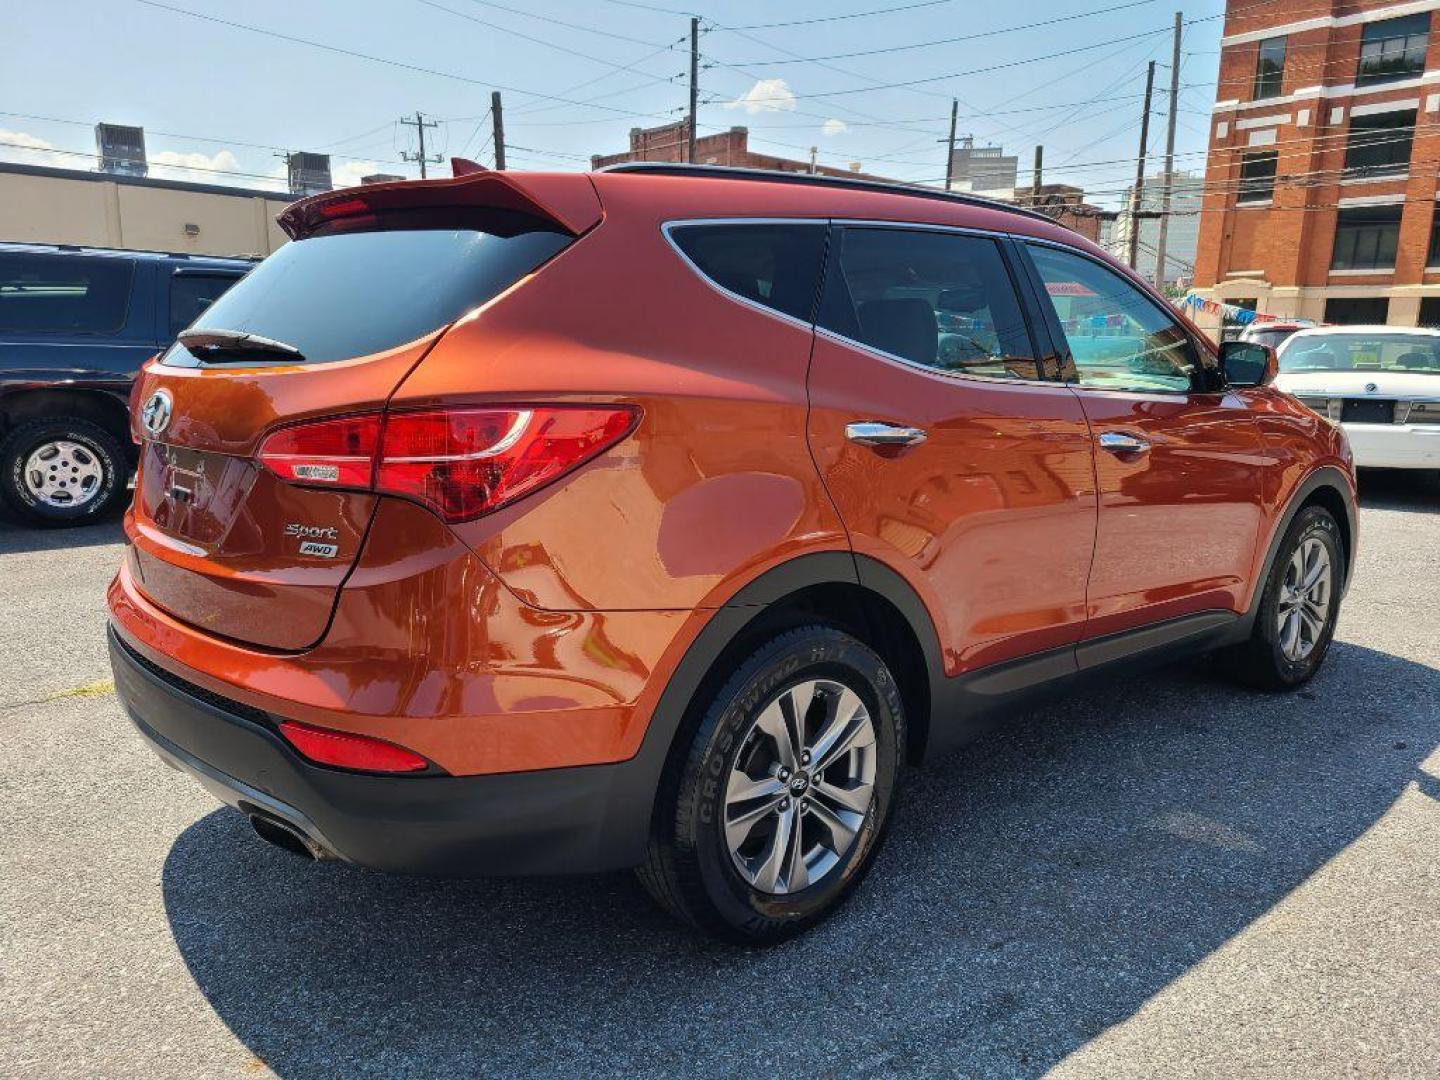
[668, 222, 826, 323]
[0, 252, 135, 334]
[1238, 151, 1278, 203]
[1253, 36, 1287, 99]
[1024, 244, 1199, 393]
[1357, 13, 1430, 85]
[168, 271, 245, 338]
[1343, 109, 1416, 177]
[816, 226, 1040, 380]
[1331, 205, 1403, 270]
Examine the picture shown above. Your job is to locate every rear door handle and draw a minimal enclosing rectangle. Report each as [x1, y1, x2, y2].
[845, 421, 928, 448]
[1098, 431, 1151, 455]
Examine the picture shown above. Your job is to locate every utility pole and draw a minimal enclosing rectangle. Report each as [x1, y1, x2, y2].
[1031, 145, 1043, 206]
[808, 146, 818, 174]
[491, 91, 506, 171]
[1127, 60, 1157, 272]
[943, 98, 958, 191]
[399, 112, 441, 178]
[1153, 12, 1182, 290]
[687, 17, 699, 164]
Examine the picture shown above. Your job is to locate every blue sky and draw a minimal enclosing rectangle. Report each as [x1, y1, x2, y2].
[4, 0, 1227, 208]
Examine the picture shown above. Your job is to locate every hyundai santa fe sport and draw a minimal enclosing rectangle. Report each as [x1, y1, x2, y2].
[109, 163, 1357, 943]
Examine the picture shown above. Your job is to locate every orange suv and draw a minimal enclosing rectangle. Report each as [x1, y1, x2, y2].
[109, 164, 1356, 943]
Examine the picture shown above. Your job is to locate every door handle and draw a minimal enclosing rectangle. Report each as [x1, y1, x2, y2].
[845, 421, 928, 448]
[1098, 431, 1151, 455]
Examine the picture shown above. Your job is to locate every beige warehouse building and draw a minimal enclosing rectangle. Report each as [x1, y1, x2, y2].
[0, 161, 293, 257]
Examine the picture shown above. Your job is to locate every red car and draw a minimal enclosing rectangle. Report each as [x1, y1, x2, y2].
[109, 164, 1356, 943]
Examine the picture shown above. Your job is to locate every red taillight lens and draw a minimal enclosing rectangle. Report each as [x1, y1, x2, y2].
[375, 406, 638, 522]
[278, 720, 430, 774]
[257, 413, 382, 488]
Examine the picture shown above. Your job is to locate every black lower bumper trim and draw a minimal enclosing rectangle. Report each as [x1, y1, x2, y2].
[109, 626, 650, 875]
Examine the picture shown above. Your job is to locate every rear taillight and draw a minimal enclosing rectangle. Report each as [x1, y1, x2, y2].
[258, 413, 381, 487]
[257, 405, 637, 522]
[278, 719, 431, 773]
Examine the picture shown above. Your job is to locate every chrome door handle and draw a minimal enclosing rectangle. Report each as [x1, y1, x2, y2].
[845, 421, 928, 448]
[1098, 431, 1151, 455]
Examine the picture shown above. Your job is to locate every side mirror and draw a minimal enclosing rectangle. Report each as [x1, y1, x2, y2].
[1220, 340, 1278, 387]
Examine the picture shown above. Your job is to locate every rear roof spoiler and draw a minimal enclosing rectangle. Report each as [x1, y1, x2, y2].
[277, 166, 601, 240]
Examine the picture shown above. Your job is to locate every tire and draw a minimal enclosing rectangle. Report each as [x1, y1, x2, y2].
[638, 625, 905, 944]
[0, 417, 130, 527]
[1219, 505, 1344, 690]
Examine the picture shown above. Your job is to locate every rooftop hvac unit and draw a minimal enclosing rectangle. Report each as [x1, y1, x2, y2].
[287, 152, 332, 196]
[360, 173, 405, 185]
[95, 123, 147, 177]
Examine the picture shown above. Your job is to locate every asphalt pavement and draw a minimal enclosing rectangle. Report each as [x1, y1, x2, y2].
[2, 472, 1438, 1078]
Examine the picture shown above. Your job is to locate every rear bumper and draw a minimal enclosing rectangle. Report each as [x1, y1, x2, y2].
[1343, 423, 1440, 469]
[109, 625, 649, 875]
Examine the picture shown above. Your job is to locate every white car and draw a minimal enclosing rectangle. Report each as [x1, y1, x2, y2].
[1275, 325, 1440, 470]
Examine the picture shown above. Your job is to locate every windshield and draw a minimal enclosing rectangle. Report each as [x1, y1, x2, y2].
[1278, 333, 1440, 374]
[162, 224, 569, 366]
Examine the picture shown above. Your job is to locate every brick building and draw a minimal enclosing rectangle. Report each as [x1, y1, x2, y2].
[590, 121, 899, 182]
[1193, 0, 1440, 335]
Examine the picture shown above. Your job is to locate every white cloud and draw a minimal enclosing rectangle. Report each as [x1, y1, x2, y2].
[150, 148, 243, 183]
[725, 78, 797, 115]
[330, 160, 386, 190]
[0, 129, 59, 166]
[822, 118, 848, 137]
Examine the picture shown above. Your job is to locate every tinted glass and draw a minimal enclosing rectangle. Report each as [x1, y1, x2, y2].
[0, 252, 134, 334]
[1025, 244, 1199, 393]
[1279, 333, 1440, 374]
[1358, 13, 1429, 85]
[1331, 206, 1402, 271]
[168, 225, 569, 365]
[1238, 152, 1278, 203]
[1343, 109, 1415, 176]
[817, 227, 1039, 380]
[1323, 297, 1390, 325]
[1253, 36, 1286, 99]
[168, 272, 245, 338]
[669, 223, 826, 322]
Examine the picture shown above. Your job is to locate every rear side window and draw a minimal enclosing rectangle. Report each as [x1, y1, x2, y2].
[0, 252, 134, 335]
[668, 223, 826, 323]
[167, 224, 570, 365]
[817, 227, 1040, 380]
[168, 271, 245, 338]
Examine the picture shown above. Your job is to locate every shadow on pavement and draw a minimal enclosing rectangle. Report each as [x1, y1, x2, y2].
[0, 514, 125, 555]
[1357, 467, 1440, 513]
[162, 642, 1440, 1077]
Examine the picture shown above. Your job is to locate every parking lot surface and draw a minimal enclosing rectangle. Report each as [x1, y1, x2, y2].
[2, 473, 1438, 1079]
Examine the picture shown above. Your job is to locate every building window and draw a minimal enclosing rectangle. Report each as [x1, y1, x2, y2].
[1419, 297, 1440, 327]
[1324, 297, 1390, 324]
[1343, 108, 1416, 177]
[1429, 210, 1440, 267]
[1238, 151, 1278, 202]
[1253, 37, 1287, 99]
[1332, 205, 1404, 271]
[1357, 13, 1430, 86]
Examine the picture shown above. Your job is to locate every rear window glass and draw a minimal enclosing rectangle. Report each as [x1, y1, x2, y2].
[669, 223, 826, 323]
[165, 224, 570, 365]
[168, 271, 246, 338]
[0, 252, 134, 335]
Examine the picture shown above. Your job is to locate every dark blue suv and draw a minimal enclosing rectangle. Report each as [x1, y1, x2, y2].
[0, 243, 253, 526]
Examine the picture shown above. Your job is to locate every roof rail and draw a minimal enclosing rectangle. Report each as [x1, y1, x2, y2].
[597, 162, 1057, 225]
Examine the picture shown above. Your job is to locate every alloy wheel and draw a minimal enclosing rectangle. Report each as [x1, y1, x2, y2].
[22, 440, 105, 509]
[1277, 536, 1332, 663]
[723, 678, 877, 895]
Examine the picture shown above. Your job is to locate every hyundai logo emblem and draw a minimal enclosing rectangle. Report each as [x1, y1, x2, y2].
[141, 389, 173, 436]
[1364, 382, 1378, 394]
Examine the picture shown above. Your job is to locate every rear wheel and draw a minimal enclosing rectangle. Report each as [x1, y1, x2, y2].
[638, 625, 904, 944]
[1220, 505, 1343, 690]
[0, 417, 129, 527]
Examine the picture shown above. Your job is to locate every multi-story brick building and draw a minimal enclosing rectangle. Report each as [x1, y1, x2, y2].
[590, 121, 898, 182]
[1193, 0, 1440, 335]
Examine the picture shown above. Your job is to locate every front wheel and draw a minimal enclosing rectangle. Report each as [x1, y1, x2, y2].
[1220, 505, 1343, 690]
[638, 625, 905, 944]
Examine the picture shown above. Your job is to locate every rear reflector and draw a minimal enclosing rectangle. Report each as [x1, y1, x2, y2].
[257, 405, 637, 523]
[278, 719, 430, 773]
